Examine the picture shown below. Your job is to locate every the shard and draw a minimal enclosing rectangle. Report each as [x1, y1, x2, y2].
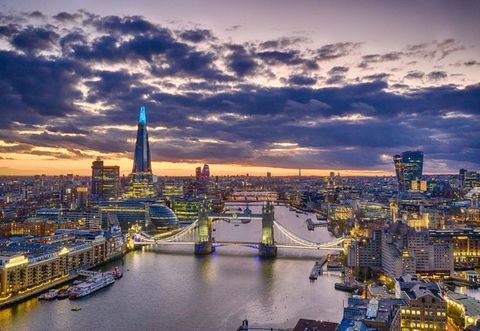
[125, 106, 156, 199]
[132, 106, 152, 173]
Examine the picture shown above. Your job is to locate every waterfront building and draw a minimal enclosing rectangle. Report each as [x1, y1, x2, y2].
[125, 106, 156, 199]
[148, 204, 178, 230]
[394, 151, 424, 193]
[444, 291, 480, 329]
[99, 199, 149, 230]
[338, 297, 404, 331]
[99, 199, 178, 231]
[395, 274, 447, 330]
[0, 227, 125, 304]
[91, 158, 120, 201]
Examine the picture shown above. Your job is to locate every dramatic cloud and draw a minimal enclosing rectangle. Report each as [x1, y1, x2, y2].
[0, 10, 479, 174]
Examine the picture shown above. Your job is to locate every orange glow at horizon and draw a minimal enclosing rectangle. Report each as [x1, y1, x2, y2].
[0, 157, 394, 177]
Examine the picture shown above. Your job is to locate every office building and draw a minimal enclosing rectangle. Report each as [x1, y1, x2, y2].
[394, 151, 424, 192]
[460, 169, 480, 190]
[76, 186, 89, 209]
[91, 158, 120, 201]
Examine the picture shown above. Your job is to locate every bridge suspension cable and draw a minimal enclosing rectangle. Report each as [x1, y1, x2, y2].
[273, 220, 345, 248]
[155, 219, 198, 242]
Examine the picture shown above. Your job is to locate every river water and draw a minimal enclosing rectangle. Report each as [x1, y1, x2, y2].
[0, 204, 349, 331]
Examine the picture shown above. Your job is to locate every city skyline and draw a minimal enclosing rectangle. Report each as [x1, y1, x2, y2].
[0, 1, 479, 176]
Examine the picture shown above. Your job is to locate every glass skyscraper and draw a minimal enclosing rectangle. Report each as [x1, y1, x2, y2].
[125, 106, 156, 198]
[132, 106, 152, 173]
[393, 151, 424, 192]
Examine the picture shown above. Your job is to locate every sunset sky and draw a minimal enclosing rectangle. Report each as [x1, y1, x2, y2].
[0, 0, 479, 176]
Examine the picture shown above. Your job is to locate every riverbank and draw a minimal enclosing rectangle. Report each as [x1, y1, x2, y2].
[0, 252, 125, 309]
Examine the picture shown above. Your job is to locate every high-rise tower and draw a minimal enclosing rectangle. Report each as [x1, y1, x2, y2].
[125, 106, 156, 199]
[132, 106, 152, 174]
[393, 151, 424, 193]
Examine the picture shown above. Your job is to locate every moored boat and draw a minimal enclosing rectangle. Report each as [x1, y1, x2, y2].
[56, 289, 70, 300]
[109, 267, 123, 279]
[69, 272, 115, 299]
[334, 282, 358, 292]
[39, 290, 57, 301]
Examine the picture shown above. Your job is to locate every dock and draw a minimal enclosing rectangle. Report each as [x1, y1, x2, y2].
[309, 257, 327, 280]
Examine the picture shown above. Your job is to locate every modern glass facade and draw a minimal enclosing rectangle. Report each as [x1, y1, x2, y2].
[393, 151, 424, 192]
[125, 106, 156, 198]
[132, 106, 152, 173]
[99, 199, 148, 230]
[149, 204, 178, 229]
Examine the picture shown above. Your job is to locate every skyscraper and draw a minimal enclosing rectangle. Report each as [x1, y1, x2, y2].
[393, 151, 424, 192]
[201, 164, 210, 179]
[91, 158, 120, 201]
[125, 106, 156, 198]
[132, 106, 152, 173]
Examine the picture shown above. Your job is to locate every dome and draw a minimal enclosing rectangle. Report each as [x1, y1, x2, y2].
[149, 204, 178, 229]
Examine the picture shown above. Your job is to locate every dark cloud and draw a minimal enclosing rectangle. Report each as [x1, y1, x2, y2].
[427, 71, 448, 81]
[405, 39, 465, 60]
[288, 75, 316, 86]
[53, 12, 81, 22]
[226, 45, 258, 77]
[326, 75, 345, 85]
[90, 15, 159, 35]
[317, 42, 361, 61]
[11, 27, 59, 54]
[404, 70, 425, 80]
[359, 51, 402, 68]
[179, 29, 213, 43]
[463, 60, 480, 67]
[0, 50, 87, 127]
[259, 37, 308, 49]
[363, 73, 390, 81]
[328, 66, 349, 75]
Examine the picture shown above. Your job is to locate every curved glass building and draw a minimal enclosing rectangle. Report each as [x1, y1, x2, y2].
[149, 204, 178, 229]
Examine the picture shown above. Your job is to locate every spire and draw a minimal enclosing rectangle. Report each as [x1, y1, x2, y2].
[139, 106, 147, 125]
[132, 106, 152, 173]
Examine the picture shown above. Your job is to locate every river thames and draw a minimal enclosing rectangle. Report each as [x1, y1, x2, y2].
[0, 204, 349, 330]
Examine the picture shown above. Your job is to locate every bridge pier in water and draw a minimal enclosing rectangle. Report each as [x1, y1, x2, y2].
[259, 202, 277, 258]
[194, 201, 215, 255]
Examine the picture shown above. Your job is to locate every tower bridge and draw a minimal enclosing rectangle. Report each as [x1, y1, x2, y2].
[134, 201, 346, 257]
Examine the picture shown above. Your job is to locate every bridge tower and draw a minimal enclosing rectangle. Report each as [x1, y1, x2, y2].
[259, 202, 277, 257]
[194, 200, 215, 255]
